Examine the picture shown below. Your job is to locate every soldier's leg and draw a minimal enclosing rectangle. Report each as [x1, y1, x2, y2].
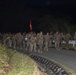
[38, 44, 41, 53]
[49, 40, 52, 47]
[23, 41, 25, 49]
[48, 40, 51, 47]
[58, 42, 60, 50]
[26, 42, 28, 50]
[55, 41, 57, 49]
[37, 44, 39, 52]
[56, 41, 59, 50]
[34, 43, 36, 52]
[44, 42, 46, 51]
[17, 42, 20, 49]
[60, 41, 62, 49]
[74, 41, 76, 50]
[8, 40, 10, 47]
[20, 42, 22, 49]
[44, 42, 48, 51]
[9, 40, 11, 47]
[13, 41, 16, 49]
[45, 42, 49, 51]
[30, 43, 33, 51]
[40, 43, 43, 53]
[66, 41, 69, 49]
[3, 40, 6, 46]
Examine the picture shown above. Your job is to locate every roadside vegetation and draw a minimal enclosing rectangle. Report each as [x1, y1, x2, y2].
[0, 44, 47, 75]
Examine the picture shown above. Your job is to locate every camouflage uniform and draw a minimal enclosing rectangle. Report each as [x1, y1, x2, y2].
[16, 33, 23, 49]
[59, 33, 65, 49]
[54, 32, 61, 50]
[26, 34, 31, 51]
[44, 33, 50, 51]
[37, 32, 43, 53]
[3, 33, 9, 46]
[30, 34, 37, 52]
[22, 34, 26, 49]
[12, 34, 17, 49]
[7, 36, 12, 47]
[49, 32, 53, 47]
[3, 34, 6, 45]
[74, 32, 76, 50]
[36, 33, 40, 52]
[65, 33, 71, 49]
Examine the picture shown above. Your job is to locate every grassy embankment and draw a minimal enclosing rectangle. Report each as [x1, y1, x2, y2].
[0, 44, 47, 75]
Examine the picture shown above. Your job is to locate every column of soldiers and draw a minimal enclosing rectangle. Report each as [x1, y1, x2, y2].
[0, 31, 76, 53]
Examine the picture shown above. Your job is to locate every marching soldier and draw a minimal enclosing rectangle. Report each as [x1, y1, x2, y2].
[54, 32, 61, 50]
[37, 31, 43, 53]
[44, 32, 50, 51]
[12, 34, 17, 49]
[22, 33, 26, 49]
[60, 32, 65, 49]
[16, 33, 23, 49]
[3, 33, 9, 46]
[30, 33, 37, 52]
[7, 36, 12, 47]
[49, 32, 53, 47]
[36, 33, 40, 52]
[65, 33, 71, 49]
[25, 33, 31, 51]
[74, 32, 76, 50]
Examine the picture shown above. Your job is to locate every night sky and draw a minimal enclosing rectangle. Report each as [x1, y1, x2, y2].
[0, 0, 76, 33]
[28, 0, 76, 5]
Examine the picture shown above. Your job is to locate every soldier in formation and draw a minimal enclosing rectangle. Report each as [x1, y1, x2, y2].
[37, 31, 43, 53]
[30, 33, 37, 52]
[64, 33, 71, 49]
[54, 32, 61, 50]
[44, 32, 50, 51]
[74, 32, 76, 50]
[1, 31, 76, 52]
[48, 32, 53, 47]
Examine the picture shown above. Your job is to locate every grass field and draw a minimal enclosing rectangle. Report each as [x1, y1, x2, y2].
[0, 44, 47, 75]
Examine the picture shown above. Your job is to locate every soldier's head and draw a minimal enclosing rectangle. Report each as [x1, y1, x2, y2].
[56, 31, 59, 34]
[61, 32, 63, 35]
[46, 32, 49, 35]
[40, 31, 43, 35]
[75, 32, 76, 35]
